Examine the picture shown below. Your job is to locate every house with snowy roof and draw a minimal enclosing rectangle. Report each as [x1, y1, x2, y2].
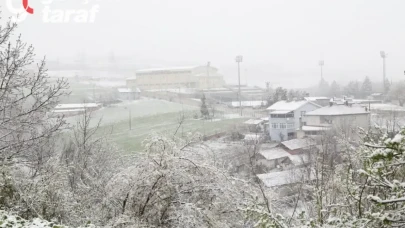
[267, 100, 321, 141]
[256, 138, 316, 171]
[257, 167, 315, 188]
[298, 102, 370, 138]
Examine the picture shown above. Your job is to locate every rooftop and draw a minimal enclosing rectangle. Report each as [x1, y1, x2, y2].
[117, 88, 141, 93]
[136, 66, 198, 73]
[304, 97, 329, 101]
[244, 119, 265, 125]
[270, 110, 293, 114]
[257, 168, 315, 187]
[288, 154, 311, 166]
[305, 105, 369, 116]
[367, 103, 405, 112]
[281, 138, 317, 150]
[259, 147, 290, 160]
[267, 100, 320, 111]
[301, 126, 330, 131]
[231, 101, 266, 107]
[55, 103, 100, 109]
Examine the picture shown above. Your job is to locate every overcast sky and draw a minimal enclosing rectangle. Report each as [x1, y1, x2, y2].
[1, 0, 405, 88]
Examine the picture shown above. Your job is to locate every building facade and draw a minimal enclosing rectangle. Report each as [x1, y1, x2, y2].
[126, 66, 225, 91]
[298, 103, 370, 138]
[267, 100, 321, 142]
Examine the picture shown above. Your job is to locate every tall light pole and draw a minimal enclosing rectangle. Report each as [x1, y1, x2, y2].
[235, 55, 243, 116]
[380, 51, 387, 93]
[319, 60, 324, 80]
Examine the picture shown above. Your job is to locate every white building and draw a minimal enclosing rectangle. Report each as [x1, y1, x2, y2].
[298, 103, 370, 138]
[117, 88, 141, 100]
[127, 66, 225, 90]
[267, 100, 321, 141]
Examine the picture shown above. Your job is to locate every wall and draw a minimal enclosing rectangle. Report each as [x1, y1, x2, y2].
[131, 66, 225, 90]
[293, 103, 321, 127]
[268, 117, 295, 142]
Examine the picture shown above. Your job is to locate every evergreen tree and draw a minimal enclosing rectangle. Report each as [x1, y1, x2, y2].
[344, 80, 361, 98]
[329, 80, 340, 97]
[361, 76, 373, 98]
[274, 87, 287, 101]
[200, 94, 209, 119]
[384, 78, 391, 94]
[318, 78, 330, 96]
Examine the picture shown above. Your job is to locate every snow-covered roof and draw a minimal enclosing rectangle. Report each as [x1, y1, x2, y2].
[55, 103, 100, 109]
[136, 66, 198, 73]
[118, 88, 131, 93]
[257, 168, 315, 187]
[368, 103, 405, 112]
[301, 126, 330, 131]
[288, 154, 311, 166]
[50, 109, 85, 113]
[231, 101, 266, 107]
[118, 88, 141, 93]
[270, 110, 293, 114]
[244, 119, 265, 125]
[305, 105, 369, 116]
[267, 100, 320, 111]
[146, 88, 195, 94]
[304, 97, 329, 101]
[261, 117, 270, 121]
[259, 147, 290, 160]
[282, 138, 317, 150]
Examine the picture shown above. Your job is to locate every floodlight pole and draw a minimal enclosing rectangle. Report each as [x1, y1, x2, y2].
[380, 51, 387, 93]
[319, 60, 324, 80]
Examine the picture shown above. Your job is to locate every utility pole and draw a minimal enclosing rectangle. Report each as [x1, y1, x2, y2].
[235, 55, 243, 116]
[319, 60, 324, 80]
[380, 51, 387, 93]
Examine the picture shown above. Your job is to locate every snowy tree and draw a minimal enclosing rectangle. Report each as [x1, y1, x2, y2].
[384, 78, 391, 94]
[318, 78, 330, 96]
[0, 17, 68, 166]
[274, 87, 288, 101]
[361, 76, 373, 98]
[389, 81, 405, 106]
[329, 80, 341, 97]
[200, 93, 210, 119]
[344, 81, 361, 98]
[104, 133, 271, 227]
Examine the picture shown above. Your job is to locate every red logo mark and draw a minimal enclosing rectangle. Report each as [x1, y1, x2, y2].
[23, 0, 34, 14]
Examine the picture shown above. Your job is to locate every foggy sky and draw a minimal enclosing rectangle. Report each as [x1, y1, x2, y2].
[1, 0, 405, 88]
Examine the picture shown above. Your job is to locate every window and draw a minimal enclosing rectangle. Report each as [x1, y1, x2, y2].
[271, 123, 279, 129]
[287, 123, 295, 129]
[301, 111, 306, 116]
[280, 123, 286, 129]
[321, 116, 333, 124]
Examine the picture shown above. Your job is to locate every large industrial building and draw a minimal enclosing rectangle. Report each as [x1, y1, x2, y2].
[126, 66, 225, 90]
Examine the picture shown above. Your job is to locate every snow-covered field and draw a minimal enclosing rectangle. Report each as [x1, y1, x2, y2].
[65, 99, 198, 127]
